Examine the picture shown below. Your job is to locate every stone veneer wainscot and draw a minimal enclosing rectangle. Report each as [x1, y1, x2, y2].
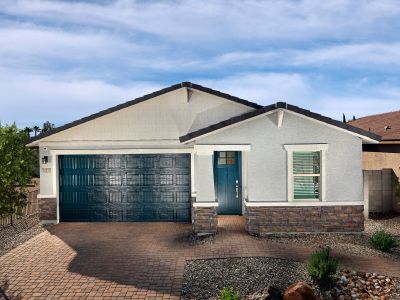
[192, 206, 218, 235]
[245, 205, 364, 235]
[38, 197, 57, 221]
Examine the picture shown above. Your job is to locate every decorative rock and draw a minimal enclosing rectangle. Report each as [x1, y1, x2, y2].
[323, 291, 333, 300]
[283, 282, 319, 300]
[334, 287, 341, 294]
[330, 269, 396, 300]
[250, 285, 282, 300]
[340, 275, 348, 284]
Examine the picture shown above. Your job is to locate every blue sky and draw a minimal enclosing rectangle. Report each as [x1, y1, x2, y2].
[0, 0, 399, 128]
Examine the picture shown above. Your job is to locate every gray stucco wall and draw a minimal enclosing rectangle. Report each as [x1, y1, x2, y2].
[196, 111, 364, 202]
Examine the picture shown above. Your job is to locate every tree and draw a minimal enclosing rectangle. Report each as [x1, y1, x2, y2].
[0, 124, 34, 225]
[342, 113, 346, 123]
[23, 126, 33, 137]
[32, 125, 41, 136]
[42, 121, 55, 133]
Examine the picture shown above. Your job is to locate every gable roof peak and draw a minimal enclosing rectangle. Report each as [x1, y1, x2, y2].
[179, 102, 381, 143]
[26, 81, 261, 145]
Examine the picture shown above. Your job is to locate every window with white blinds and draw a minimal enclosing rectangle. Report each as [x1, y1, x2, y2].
[293, 151, 320, 200]
[284, 144, 328, 202]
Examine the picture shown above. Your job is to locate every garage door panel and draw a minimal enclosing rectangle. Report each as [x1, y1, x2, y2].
[59, 154, 191, 222]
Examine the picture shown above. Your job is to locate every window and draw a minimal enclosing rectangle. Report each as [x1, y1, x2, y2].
[217, 151, 236, 165]
[293, 151, 320, 200]
[284, 144, 328, 202]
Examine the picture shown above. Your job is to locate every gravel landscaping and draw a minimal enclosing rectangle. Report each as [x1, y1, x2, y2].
[0, 216, 51, 256]
[181, 257, 315, 299]
[181, 257, 400, 300]
[257, 217, 400, 262]
[180, 216, 400, 299]
[365, 215, 400, 237]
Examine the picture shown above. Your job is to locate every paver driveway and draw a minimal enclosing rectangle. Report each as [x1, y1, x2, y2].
[1, 217, 400, 300]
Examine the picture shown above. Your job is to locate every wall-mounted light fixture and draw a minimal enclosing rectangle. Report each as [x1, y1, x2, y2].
[42, 156, 49, 164]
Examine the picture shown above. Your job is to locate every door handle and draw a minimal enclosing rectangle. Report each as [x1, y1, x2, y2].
[235, 180, 239, 198]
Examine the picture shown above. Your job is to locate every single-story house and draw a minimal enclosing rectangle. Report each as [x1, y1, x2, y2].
[27, 82, 381, 235]
[349, 111, 400, 178]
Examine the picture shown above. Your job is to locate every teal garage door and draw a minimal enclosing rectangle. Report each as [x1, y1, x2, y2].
[59, 154, 191, 222]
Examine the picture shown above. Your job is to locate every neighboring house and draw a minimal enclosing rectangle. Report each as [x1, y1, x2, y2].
[26, 82, 380, 235]
[349, 111, 400, 178]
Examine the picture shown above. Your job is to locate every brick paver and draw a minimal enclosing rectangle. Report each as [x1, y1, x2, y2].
[1, 216, 399, 299]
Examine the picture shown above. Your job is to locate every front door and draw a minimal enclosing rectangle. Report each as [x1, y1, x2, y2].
[214, 151, 242, 214]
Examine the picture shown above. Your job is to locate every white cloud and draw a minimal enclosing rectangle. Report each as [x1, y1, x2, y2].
[0, 69, 399, 128]
[0, 69, 162, 127]
[198, 73, 312, 104]
[292, 43, 400, 67]
[2, 0, 400, 42]
[0, 0, 399, 127]
[204, 43, 400, 70]
[0, 26, 137, 61]
[199, 73, 400, 120]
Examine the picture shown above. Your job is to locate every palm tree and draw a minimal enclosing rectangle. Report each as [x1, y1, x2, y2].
[23, 127, 33, 137]
[32, 126, 41, 136]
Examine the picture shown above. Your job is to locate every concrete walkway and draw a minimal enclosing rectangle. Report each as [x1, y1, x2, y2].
[0, 216, 399, 300]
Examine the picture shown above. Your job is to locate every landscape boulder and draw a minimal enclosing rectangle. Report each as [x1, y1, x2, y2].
[283, 282, 320, 300]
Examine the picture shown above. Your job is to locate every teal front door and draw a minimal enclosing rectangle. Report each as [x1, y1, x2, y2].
[214, 151, 242, 214]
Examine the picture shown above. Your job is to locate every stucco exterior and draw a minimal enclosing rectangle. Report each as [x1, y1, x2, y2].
[362, 151, 400, 178]
[195, 110, 364, 203]
[28, 83, 377, 233]
[39, 88, 253, 144]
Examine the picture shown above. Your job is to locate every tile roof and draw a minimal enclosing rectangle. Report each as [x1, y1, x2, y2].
[349, 110, 400, 141]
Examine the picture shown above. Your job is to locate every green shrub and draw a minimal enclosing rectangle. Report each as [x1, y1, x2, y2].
[0, 124, 34, 225]
[219, 287, 241, 300]
[307, 247, 339, 283]
[369, 230, 399, 252]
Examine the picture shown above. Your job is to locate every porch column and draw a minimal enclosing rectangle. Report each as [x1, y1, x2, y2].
[192, 150, 218, 235]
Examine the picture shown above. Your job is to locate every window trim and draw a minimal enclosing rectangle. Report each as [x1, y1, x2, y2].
[284, 144, 328, 202]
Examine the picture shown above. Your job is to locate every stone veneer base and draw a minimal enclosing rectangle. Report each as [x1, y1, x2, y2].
[192, 206, 218, 235]
[38, 197, 57, 221]
[245, 205, 364, 235]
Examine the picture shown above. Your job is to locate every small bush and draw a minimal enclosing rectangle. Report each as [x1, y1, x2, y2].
[219, 287, 241, 300]
[307, 247, 339, 283]
[369, 230, 399, 252]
